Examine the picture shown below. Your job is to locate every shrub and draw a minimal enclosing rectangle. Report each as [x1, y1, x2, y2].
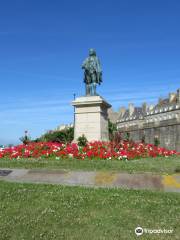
[124, 132, 130, 141]
[154, 136, 160, 147]
[141, 134, 145, 143]
[77, 134, 88, 147]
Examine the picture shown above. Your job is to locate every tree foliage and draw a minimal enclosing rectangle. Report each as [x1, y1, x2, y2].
[35, 127, 74, 143]
[108, 119, 117, 141]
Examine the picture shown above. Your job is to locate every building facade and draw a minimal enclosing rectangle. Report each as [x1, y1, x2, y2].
[108, 88, 180, 151]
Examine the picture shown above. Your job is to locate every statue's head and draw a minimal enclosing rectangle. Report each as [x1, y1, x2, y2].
[89, 48, 96, 56]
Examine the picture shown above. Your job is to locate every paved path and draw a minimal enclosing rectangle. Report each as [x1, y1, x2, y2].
[0, 168, 180, 192]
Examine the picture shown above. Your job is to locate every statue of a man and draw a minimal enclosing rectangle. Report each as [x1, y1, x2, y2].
[82, 49, 102, 96]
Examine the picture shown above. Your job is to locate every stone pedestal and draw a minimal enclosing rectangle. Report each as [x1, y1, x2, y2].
[72, 95, 111, 142]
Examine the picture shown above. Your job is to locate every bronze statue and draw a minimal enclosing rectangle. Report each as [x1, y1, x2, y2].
[82, 49, 102, 96]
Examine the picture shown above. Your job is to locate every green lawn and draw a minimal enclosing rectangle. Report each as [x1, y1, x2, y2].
[0, 156, 180, 174]
[0, 181, 179, 240]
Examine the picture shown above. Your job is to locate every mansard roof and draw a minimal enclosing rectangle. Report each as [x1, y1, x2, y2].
[132, 107, 144, 119]
[118, 107, 144, 122]
[157, 98, 169, 106]
[116, 88, 180, 123]
[154, 97, 178, 112]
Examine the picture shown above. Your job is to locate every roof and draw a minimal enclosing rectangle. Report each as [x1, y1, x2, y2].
[118, 107, 144, 122]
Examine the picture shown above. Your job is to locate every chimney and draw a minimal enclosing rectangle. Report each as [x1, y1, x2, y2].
[128, 103, 134, 116]
[169, 92, 176, 103]
[142, 102, 147, 113]
[149, 105, 154, 111]
[158, 98, 163, 105]
[177, 89, 180, 103]
[118, 107, 126, 117]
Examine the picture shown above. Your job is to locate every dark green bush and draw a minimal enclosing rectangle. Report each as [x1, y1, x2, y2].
[124, 132, 130, 141]
[154, 136, 160, 146]
[77, 134, 88, 147]
[141, 134, 145, 143]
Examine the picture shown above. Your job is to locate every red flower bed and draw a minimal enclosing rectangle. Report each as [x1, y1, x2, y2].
[0, 141, 179, 160]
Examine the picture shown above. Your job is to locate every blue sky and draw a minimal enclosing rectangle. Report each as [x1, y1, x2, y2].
[0, 0, 180, 145]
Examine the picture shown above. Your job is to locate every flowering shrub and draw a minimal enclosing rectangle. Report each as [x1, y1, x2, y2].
[0, 141, 179, 160]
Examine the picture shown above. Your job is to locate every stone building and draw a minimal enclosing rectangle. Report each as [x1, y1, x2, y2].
[108, 88, 180, 151]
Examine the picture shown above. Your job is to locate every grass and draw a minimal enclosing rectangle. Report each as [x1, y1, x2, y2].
[0, 156, 180, 174]
[0, 181, 179, 240]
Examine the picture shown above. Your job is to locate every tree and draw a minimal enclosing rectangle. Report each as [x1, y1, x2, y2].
[108, 119, 117, 141]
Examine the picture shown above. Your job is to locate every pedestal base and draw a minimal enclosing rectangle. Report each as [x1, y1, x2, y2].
[72, 95, 111, 142]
